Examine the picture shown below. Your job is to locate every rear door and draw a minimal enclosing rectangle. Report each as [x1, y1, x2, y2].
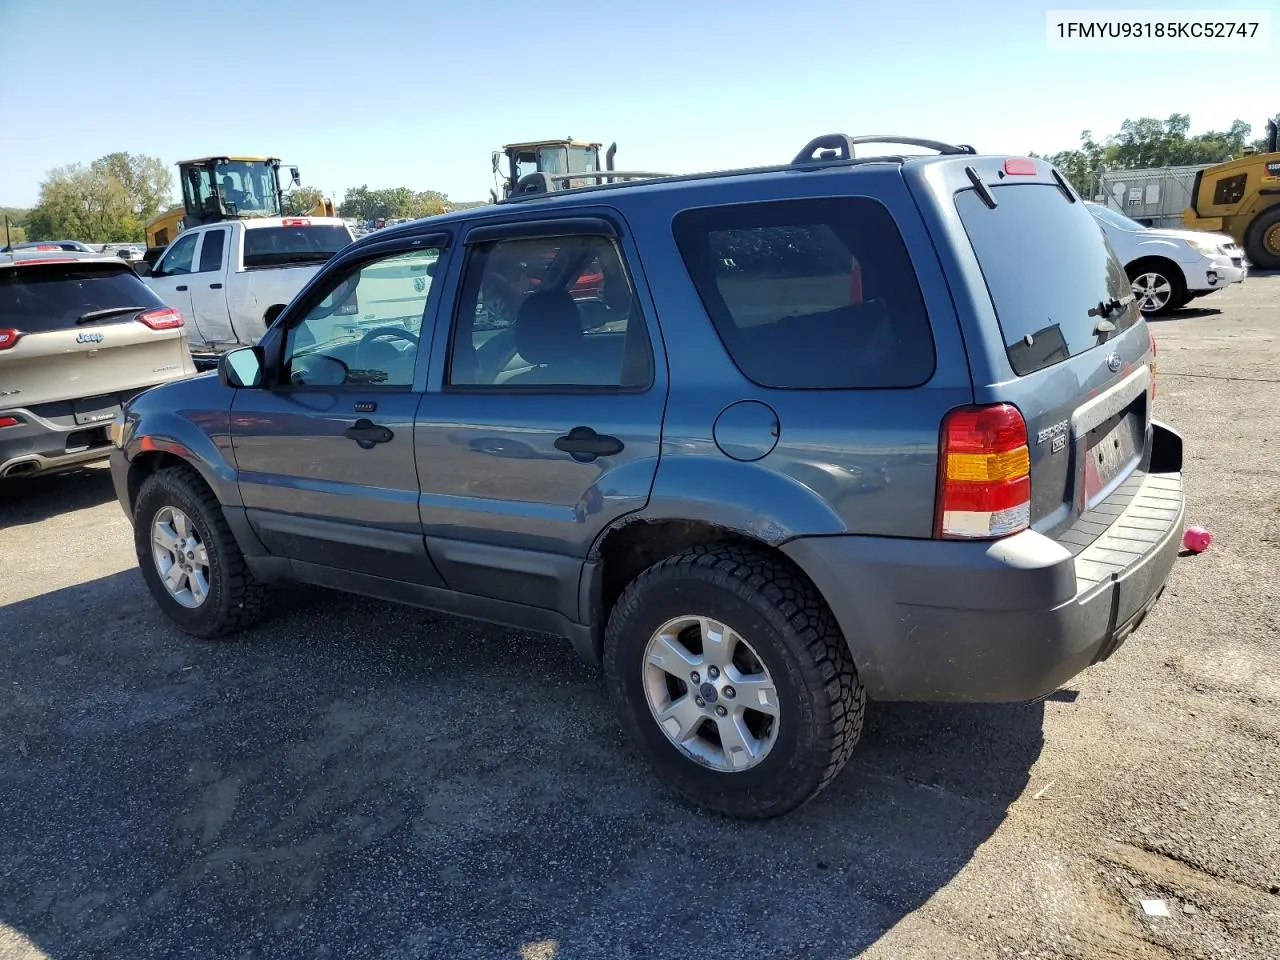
[145, 230, 199, 324]
[0, 260, 191, 412]
[941, 164, 1154, 539]
[414, 215, 667, 618]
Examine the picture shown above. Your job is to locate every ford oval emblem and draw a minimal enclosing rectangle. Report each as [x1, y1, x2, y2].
[1106, 352, 1122, 372]
[76, 331, 105, 344]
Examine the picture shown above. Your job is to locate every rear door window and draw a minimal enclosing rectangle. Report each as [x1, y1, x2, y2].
[197, 228, 226, 273]
[0, 265, 165, 333]
[672, 197, 936, 389]
[955, 184, 1138, 376]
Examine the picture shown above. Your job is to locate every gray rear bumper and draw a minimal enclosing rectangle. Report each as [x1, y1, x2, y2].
[783, 454, 1185, 703]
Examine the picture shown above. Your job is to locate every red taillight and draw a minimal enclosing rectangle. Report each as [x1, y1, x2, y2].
[0, 416, 20, 428]
[33, 244, 61, 251]
[936, 404, 1032, 540]
[281, 218, 311, 227]
[137, 306, 184, 330]
[0, 328, 23, 350]
[1003, 157, 1037, 176]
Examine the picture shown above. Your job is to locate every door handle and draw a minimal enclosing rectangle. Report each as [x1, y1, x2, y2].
[343, 418, 394, 448]
[175, 284, 188, 291]
[554, 426, 624, 460]
[210, 282, 223, 289]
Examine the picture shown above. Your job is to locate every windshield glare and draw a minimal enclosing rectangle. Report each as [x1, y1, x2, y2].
[1089, 204, 1146, 233]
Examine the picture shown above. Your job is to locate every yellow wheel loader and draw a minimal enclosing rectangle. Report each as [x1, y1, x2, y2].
[1183, 118, 1280, 269]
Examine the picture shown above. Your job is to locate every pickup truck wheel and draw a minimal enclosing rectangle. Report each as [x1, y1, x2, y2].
[133, 465, 270, 639]
[603, 544, 865, 819]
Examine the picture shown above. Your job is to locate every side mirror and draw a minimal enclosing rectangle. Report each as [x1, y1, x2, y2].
[290, 166, 301, 186]
[219, 346, 265, 389]
[425, 261, 436, 278]
[133, 261, 153, 277]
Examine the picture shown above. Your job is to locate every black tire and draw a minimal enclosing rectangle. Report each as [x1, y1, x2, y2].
[603, 543, 865, 819]
[1127, 261, 1187, 317]
[1244, 207, 1280, 271]
[133, 464, 271, 639]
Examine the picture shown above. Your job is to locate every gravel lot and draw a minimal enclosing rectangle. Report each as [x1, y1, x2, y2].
[2, 275, 1278, 960]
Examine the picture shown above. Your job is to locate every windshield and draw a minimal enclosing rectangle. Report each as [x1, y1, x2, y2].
[1088, 203, 1146, 233]
[214, 160, 281, 217]
[957, 184, 1138, 377]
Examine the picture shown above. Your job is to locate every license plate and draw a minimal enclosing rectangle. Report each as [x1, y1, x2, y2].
[72, 395, 121, 426]
[1084, 413, 1141, 501]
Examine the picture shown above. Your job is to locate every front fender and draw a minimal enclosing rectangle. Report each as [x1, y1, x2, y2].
[1134, 238, 1198, 264]
[119, 375, 240, 509]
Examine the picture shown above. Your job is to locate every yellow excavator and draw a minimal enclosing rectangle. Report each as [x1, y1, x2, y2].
[144, 155, 336, 263]
[1182, 117, 1280, 269]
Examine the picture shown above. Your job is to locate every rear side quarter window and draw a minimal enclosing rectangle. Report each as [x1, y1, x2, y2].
[672, 197, 936, 389]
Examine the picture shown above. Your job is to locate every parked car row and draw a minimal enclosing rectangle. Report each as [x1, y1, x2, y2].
[99, 138, 1186, 820]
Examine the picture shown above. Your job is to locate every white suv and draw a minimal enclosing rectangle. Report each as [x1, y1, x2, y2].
[0, 250, 198, 479]
[1086, 202, 1247, 316]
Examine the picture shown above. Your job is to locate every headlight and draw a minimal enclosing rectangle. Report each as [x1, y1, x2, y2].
[1188, 237, 1223, 257]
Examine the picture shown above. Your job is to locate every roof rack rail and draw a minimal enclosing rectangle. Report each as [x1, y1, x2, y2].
[503, 169, 674, 202]
[792, 135, 977, 165]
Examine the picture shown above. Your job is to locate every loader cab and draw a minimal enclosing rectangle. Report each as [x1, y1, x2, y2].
[178, 157, 288, 229]
[494, 139, 614, 199]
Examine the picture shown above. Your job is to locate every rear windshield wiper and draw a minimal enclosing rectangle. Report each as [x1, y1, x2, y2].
[77, 306, 147, 324]
[1089, 295, 1135, 333]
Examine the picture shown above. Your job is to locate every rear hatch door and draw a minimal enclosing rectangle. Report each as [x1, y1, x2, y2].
[0, 259, 190, 410]
[944, 165, 1156, 542]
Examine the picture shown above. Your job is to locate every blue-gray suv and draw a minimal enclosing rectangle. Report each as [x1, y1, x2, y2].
[110, 135, 1186, 819]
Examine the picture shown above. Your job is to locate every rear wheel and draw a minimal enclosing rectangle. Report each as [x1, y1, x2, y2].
[603, 544, 865, 819]
[1128, 262, 1187, 316]
[1244, 208, 1280, 271]
[133, 465, 271, 638]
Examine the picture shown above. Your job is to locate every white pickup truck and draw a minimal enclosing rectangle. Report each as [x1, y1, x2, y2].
[140, 217, 354, 360]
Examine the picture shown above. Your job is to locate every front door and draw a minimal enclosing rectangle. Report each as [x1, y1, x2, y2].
[416, 218, 667, 618]
[145, 230, 198, 324]
[230, 241, 446, 585]
[186, 225, 235, 348]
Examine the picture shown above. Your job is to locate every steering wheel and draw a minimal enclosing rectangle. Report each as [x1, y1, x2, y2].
[355, 325, 419, 368]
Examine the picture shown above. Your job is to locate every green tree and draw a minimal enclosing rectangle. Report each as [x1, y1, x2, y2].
[26, 153, 172, 243]
[338, 184, 452, 221]
[27, 163, 138, 242]
[1, 207, 30, 247]
[91, 152, 172, 222]
[282, 186, 329, 216]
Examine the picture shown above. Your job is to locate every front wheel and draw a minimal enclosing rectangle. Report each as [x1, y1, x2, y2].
[1128, 263, 1187, 317]
[133, 465, 271, 638]
[603, 544, 865, 819]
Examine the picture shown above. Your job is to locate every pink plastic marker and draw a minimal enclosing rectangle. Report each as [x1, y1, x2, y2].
[1182, 527, 1212, 553]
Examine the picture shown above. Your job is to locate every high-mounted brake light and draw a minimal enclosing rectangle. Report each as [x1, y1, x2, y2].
[0, 328, 23, 350]
[936, 404, 1031, 540]
[1003, 157, 1037, 176]
[33, 244, 61, 251]
[137, 306, 184, 330]
[281, 218, 311, 227]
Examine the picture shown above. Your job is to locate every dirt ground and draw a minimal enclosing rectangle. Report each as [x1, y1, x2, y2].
[1, 275, 1277, 960]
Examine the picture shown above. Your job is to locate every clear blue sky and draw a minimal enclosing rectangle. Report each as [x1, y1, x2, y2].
[1, 0, 1276, 208]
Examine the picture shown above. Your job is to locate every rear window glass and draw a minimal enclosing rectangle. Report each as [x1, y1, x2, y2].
[243, 225, 351, 269]
[0, 265, 164, 333]
[673, 197, 936, 389]
[956, 184, 1138, 376]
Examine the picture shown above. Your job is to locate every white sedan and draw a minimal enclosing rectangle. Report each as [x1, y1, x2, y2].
[1086, 202, 1247, 316]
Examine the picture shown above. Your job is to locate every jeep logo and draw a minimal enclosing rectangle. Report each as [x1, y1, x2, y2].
[76, 331, 105, 344]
